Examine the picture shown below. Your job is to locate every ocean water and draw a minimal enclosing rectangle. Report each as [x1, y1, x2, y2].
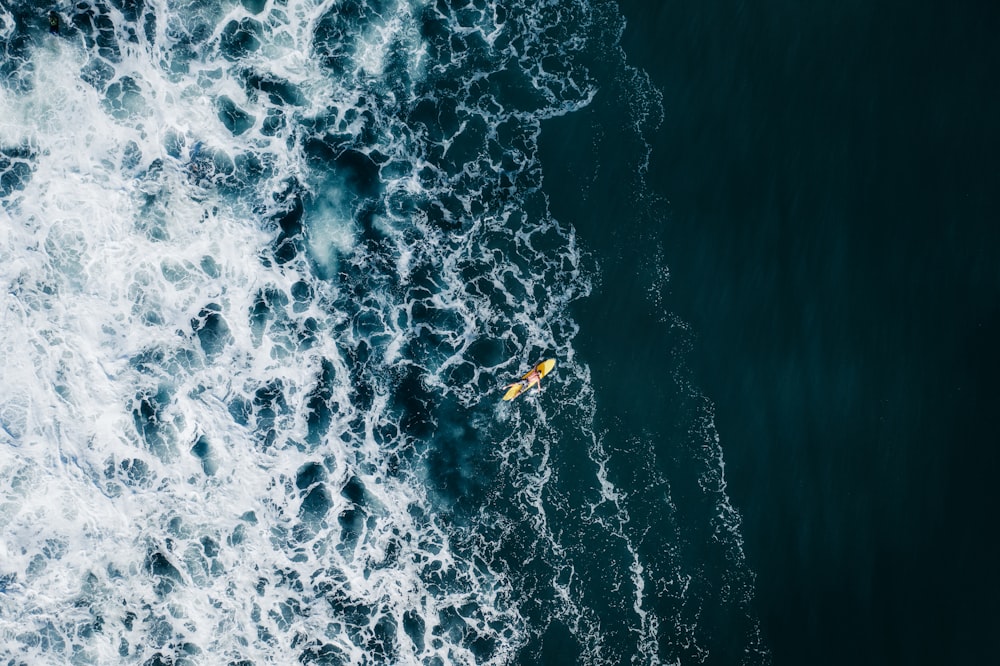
[0, 1, 768, 665]
[593, 2, 1000, 665]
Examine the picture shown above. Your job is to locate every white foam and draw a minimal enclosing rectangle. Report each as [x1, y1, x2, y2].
[0, 0, 769, 662]
[0, 1, 533, 661]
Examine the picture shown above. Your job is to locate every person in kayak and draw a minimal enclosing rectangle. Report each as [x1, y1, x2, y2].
[506, 367, 543, 394]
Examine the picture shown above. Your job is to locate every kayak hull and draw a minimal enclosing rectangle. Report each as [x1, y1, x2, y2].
[502, 359, 556, 401]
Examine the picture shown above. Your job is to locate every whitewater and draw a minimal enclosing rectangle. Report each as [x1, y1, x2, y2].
[0, 1, 767, 664]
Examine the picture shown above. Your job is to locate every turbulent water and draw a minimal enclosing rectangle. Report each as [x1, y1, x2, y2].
[0, 1, 766, 664]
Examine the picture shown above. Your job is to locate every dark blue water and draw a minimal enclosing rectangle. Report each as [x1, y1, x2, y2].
[5, 0, 995, 663]
[541, 1, 1000, 664]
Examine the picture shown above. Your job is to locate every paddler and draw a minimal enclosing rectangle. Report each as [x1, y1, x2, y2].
[506, 367, 543, 394]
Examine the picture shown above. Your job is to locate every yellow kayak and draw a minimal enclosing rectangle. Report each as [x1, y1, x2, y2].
[502, 359, 556, 401]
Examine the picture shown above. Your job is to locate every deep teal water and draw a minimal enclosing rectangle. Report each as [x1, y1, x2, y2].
[542, 0, 1000, 664]
[3, 0, 996, 662]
